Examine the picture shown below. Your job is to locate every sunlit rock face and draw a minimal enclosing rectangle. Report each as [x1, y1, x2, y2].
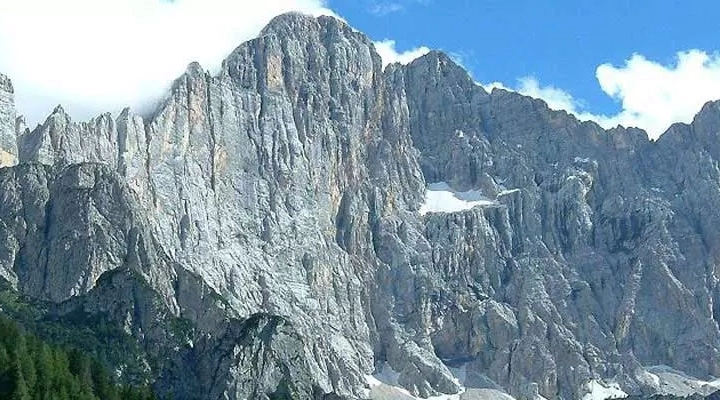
[0, 73, 17, 167]
[1, 12, 720, 400]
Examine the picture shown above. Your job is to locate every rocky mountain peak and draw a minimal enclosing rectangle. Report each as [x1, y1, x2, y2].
[0, 73, 12, 93]
[691, 100, 720, 142]
[51, 103, 68, 117]
[2, 12, 720, 400]
[259, 12, 360, 44]
[656, 99, 720, 157]
[259, 11, 318, 34]
[223, 11, 382, 97]
[185, 61, 204, 76]
[0, 73, 17, 167]
[409, 50, 484, 92]
[695, 98, 720, 120]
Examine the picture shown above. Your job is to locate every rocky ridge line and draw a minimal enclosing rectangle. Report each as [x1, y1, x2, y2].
[1, 12, 720, 400]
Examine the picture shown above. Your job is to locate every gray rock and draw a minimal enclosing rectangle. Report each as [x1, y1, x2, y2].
[2, 11, 720, 400]
[0, 74, 17, 167]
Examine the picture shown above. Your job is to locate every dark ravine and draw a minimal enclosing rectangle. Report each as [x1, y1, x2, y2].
[0, 11, 720, 400]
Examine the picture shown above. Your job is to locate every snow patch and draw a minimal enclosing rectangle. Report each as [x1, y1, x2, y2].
[366, 374, 383, 388]
[447, 364, 467, 386]
[419, 182, 497, 216]
[639, 365, 720, 397]
[581, 380, 627, 400]
[365, 362, 517, 400]
[364, 363, 418, 399]
[574, 157, 591, 163]
[374, 362, 401, 386]
[456, 129, 465, 138]
[497, 188, 520, 197]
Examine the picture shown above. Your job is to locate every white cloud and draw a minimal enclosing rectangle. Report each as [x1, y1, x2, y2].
[482, 50, 720, 140]
[370, 2, 404, 16]
[479, 81, 510, 92]
[516, 77, 583, 114]
[481, 77, 601, 121]
[0, 0, 333, 126]
[368, 0, 432, 16]
[447, 51, 473, 72]
[596, 50, 720, 139]
[373, 40, 430, 68]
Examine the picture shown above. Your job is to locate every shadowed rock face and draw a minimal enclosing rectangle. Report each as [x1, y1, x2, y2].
[1, 11, 720, 400]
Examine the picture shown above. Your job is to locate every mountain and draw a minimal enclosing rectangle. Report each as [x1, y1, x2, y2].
[1, 11, 720, 400]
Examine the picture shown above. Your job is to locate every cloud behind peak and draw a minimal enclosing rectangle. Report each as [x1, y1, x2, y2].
[0, 0, 333, 125]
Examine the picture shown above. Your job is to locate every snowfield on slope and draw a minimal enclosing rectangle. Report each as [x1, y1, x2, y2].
[581, 380, 627, 400]
[419, 182, 497, 215]
[637, 365, 720, 397]
[365, 362, 515, 400]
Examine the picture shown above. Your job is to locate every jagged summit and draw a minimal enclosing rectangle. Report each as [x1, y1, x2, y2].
[0, 73, 17, 167]
[259, 11, 356, 39]
[0, 73, 12, 93]
[690, 99, 720, 136]
[50, 104, 68, 117]
[259, 10, 318, 34]
[184, 60, 204, 76]
[408, 49, 477, 77]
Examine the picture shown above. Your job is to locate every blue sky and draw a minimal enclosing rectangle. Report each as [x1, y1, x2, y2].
[1, 0, 719, 139]
[329, 0, 717, 114]
[329, 0, 720, 138]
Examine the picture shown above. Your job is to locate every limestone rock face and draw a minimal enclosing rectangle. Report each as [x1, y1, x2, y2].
[0, 74, 17, 167]
[0, 163, 177, 305]
[2, 11, 720, 400]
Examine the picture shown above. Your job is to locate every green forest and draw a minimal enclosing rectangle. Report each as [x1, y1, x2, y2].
[0, 314, 156, 400]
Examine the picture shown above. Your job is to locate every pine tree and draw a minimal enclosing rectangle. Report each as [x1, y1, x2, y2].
[90, 357, 118, 400]
[34, 342, 53, 400]
[11, 365, 31, 400]
[0, 314, 156, 399]
[69, 349, 94, 394]
[17, 346, 36, 394]
[0, 346, 12, 397]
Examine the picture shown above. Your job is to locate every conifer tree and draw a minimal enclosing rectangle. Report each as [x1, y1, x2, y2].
[0, 314, 157, 399]
[11, 365, 31, 400]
